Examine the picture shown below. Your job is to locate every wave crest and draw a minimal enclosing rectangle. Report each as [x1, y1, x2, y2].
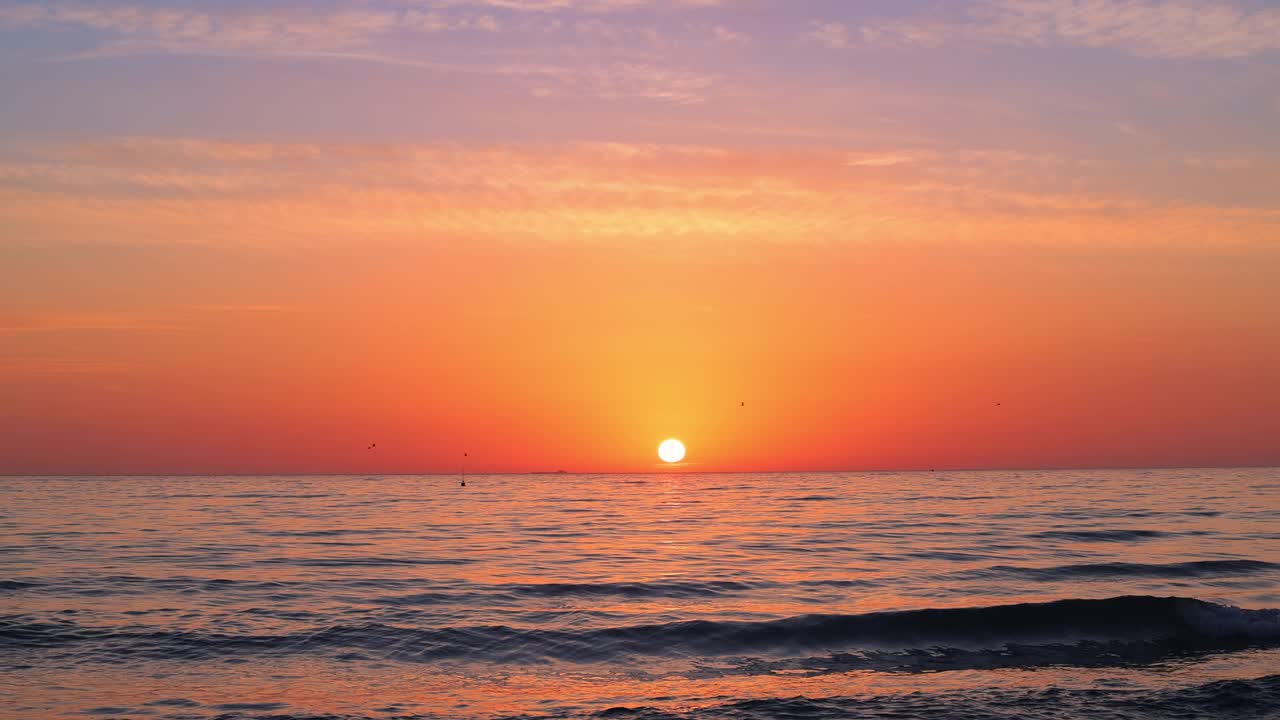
[4, 596, 1277, 668]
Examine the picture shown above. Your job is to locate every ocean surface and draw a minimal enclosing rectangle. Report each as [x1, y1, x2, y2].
[3, 469, 1279, 719]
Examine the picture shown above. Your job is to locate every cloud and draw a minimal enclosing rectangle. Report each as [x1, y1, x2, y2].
[808, 21, 850, 49]
[0, 0, 727, 53]
[834, 0, 1280, 58]
[406, 0, 723, 12]
[505, 62, 717, 103]
[2, 138, 1276, 252]
[0, 3, 717, 101]
[187, 304, 296, 313]
[1, 5, 389, 52]
[711, 25, 748, 45]
[0, 357, 138, 375]
[986, 0, 1280, 57]
[1114, 121, 1145, 138]
[472, 13, 500, 31]
[567, 17, 664, 46]
[844, 151, 929, 168]
[0, 3, 503, 56]
[0, 137, 1077, 198]
[402, 10, 500, 33]
[0, 312, 186, 334]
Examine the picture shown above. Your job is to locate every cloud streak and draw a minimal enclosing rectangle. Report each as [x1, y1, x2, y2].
[0, 312, 187, 334]
[0, 3, 728, 102]
[0, 0, 725, 53]
[837, 0, 1280, 58]
[2, 138, 1275, 252]
[406, 0, 724, 11]
[0, 4, 504, 55]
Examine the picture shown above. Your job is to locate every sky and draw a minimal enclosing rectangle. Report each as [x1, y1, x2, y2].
[1, 0, 1279, 474]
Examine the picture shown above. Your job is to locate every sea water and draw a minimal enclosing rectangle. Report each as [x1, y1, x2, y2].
[3, 469, 1278, 719]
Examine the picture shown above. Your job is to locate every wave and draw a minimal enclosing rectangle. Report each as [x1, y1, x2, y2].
[1027, 529, 1176, 542]
[0, 580, 40, 591]
[0, 575, 776, 602]
[3, 574, 796, 599]
[254, 557, 474, 567]
[6, 564, 1275, 604]
[960, 560, 1280, 581]
[5, 596, 1277, 667]
[374, 579, 767, 604]
[104, 674, 1280, 720]
[250, 529, 411, 538]
[590, 675, 1280, 720]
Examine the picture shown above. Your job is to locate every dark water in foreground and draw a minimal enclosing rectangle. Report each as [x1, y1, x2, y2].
[3, 469, 1279, 719]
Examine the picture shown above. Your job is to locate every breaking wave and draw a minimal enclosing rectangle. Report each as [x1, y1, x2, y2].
[5, 596, 1277, 668]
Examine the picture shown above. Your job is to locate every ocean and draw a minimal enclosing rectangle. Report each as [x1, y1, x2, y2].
[3, 469, 1278, 719]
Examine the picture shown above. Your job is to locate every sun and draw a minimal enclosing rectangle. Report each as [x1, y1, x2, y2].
[658, 438, 686, 464]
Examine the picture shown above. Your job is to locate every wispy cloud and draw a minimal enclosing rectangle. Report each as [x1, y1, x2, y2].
[2, 5, 392, 52]
[408, 0, 724, 12]
[187, 304, 295, 313]
[506, 61, 717, 102]
[0, 138, 1086, 198]
[808, 21, 850, 50]
[0, 0, 725, 53]
[0, 3, 721, 102]
[710, 25, 748, 45]
[1114, 121, 1146, 138]
[844, 151, 928, 168]
[0, 356, 138, 375]
[0, 312, 187, 334]
[0, 3, 502, 57]
[826, 0, 1280, 58]
[3, 138, 1276, 251]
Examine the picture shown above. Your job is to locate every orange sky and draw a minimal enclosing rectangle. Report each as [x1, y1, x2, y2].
[4, 229, 1277, 474]
[2, 2, 1279, 473]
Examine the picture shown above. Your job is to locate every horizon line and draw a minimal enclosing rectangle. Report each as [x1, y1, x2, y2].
[2, 463, 1277, 478]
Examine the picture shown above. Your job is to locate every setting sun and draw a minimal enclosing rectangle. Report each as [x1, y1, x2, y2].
[658, 439, 686, 464]
[4, 2, 1280, 719]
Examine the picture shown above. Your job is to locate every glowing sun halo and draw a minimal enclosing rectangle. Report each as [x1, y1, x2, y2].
[658, 439, 686, 464]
